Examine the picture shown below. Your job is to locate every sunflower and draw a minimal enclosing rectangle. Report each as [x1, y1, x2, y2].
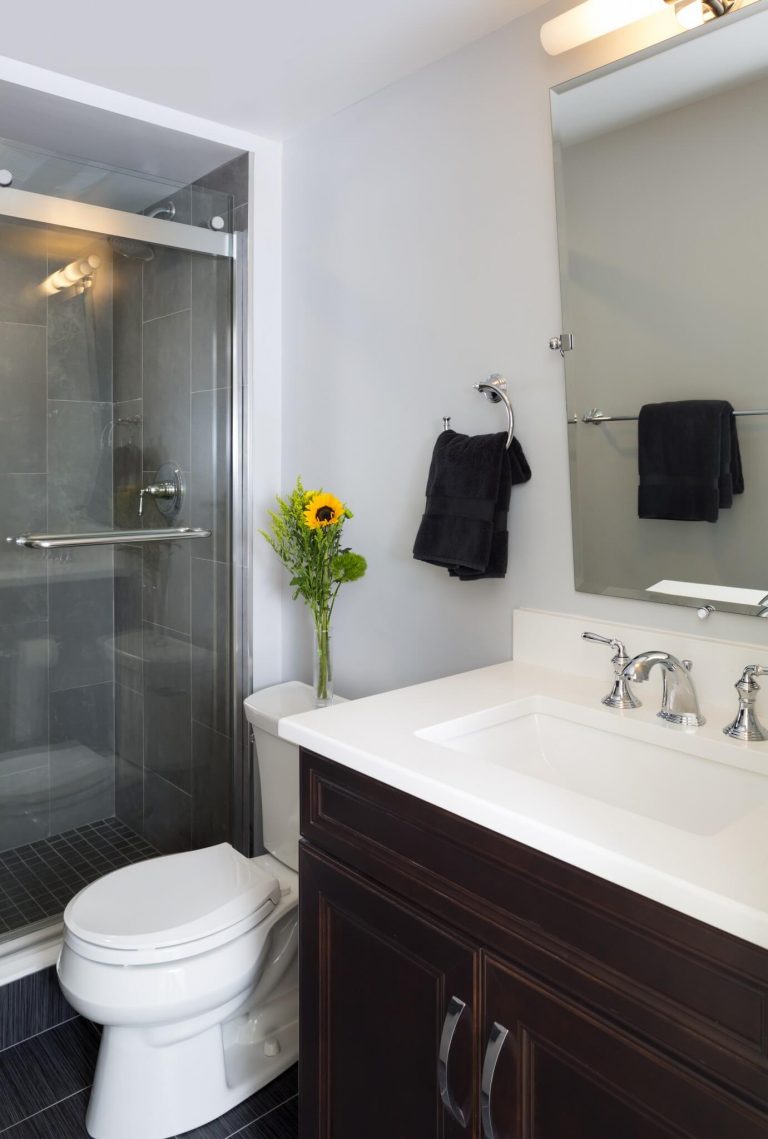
[303, 492, 345, 529]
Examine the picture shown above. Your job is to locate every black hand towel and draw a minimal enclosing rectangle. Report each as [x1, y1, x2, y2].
[638, 400, 744, 523]
[413, 430, 531, 579]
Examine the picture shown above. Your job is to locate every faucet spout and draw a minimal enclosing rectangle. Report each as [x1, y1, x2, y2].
[621, 651, 705, 727]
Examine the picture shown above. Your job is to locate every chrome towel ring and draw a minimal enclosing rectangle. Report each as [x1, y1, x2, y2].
[475, 374, 514, 449]
[442, 374, 515, 449]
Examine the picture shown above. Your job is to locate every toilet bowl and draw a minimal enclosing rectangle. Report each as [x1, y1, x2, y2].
[57, 681, 326, 1139]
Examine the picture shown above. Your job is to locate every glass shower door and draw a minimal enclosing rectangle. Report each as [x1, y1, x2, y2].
[0, 200, 236, 945]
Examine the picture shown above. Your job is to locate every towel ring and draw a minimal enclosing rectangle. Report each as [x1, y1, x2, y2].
[475, 374, 514, 450]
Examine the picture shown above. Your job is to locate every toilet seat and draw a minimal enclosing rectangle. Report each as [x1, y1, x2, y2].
[63, 843, 281, 966]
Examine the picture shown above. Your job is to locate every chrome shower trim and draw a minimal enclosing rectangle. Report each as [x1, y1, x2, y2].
[0, 185, 232, 257]
[231, 229, 253, 856]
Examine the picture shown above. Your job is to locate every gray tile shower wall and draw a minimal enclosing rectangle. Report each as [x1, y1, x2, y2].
[0, 219, 117, 856]
[112, 153, 247, 855]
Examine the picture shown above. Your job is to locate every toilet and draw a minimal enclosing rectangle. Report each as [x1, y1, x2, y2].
[57, 681, 324, 1139]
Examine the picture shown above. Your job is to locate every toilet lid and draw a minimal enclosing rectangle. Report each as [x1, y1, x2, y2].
[64, 843, 280, 951]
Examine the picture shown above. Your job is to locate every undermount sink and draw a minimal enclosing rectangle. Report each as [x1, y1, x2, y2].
[417, 696, 768, 836]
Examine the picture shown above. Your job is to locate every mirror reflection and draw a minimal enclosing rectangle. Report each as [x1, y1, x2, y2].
[552, 10, 768, 617]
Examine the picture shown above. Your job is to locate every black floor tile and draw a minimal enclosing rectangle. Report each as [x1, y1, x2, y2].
[176, 1066, 299, 1138]
[0, 1055, 298, 1139]
[0, 1088, 90, 1137]
[0, 817, 159, 936]
[0, 1019, 99, 1131]
[0, 965, 76, 1051]
[236, 1097, 299, 1139]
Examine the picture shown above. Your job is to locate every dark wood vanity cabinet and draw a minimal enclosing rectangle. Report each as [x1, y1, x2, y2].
[299, 751, 768, 1139]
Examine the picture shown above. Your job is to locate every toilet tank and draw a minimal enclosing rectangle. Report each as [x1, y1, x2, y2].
[243, 682, 347, 872]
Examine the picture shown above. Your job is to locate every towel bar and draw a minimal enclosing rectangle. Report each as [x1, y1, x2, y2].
[9, 527, 211, 549]
[580, 407, 768, 425]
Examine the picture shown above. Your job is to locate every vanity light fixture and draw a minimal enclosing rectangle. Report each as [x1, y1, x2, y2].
[540, 0, 734, 55]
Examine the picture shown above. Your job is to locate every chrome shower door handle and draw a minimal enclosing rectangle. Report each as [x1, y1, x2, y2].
[481, 1021, 509, 1139]
[438, 996, 468, 1128]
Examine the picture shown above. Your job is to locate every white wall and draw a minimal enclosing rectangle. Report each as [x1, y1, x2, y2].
[281, 0, 768, 699]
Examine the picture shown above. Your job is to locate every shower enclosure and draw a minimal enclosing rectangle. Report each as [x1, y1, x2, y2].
[0, 140, 249, 947]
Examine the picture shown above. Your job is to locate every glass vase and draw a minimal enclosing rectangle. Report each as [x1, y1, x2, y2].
[312, 617, 333, 708]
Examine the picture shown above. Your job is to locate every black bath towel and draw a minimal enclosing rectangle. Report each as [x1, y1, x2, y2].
[413, 430, 531, 579]
[638, 400, 744, 523]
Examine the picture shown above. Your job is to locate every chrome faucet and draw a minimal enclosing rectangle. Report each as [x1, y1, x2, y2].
[621, 651, 705, 727]
[723, 665, 768, 741]
[581, 631, 640, 709]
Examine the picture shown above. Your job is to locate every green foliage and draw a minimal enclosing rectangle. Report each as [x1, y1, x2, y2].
[260, 476, 366, 629]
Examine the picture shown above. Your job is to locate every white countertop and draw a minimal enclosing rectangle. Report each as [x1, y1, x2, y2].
[280, 660, 768, 950]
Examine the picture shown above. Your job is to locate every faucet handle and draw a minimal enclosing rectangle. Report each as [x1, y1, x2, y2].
[723, 665, 768, 741]
[582, 630, 629, 659]
[581, 631, 641, 710]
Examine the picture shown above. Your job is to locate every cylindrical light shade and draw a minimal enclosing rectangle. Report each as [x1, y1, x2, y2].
[540, 0, 668, 55]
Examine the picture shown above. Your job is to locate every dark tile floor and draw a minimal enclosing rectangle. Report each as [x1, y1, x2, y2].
[0, 818, 159, 935]
[0, 1016, 298, 1138]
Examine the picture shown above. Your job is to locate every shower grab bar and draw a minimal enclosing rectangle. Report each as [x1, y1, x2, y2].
[8, 527, 211, 550]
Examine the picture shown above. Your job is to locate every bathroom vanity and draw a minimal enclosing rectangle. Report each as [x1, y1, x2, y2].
[281, 641, 768, 1139]
[299, 752, 767, 1139]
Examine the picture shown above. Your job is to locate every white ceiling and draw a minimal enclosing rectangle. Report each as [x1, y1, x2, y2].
[0, 0, 551, 140]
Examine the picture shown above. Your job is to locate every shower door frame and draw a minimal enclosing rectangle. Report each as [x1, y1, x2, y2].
[0, 187, 253, 869]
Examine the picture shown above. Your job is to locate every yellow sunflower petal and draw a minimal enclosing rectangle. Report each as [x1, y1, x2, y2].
[303, 492, 345, 529]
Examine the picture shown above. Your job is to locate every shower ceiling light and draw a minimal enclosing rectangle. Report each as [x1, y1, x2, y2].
[40, 254, 101, 297]
[540, 0, 734, 54]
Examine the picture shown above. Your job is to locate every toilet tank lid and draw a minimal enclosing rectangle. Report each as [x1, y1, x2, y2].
[244, 681, 346, 732]
[64, 844, 280, 951]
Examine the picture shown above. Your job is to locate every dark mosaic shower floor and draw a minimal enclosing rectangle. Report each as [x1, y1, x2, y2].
[0, 818, 159, 936]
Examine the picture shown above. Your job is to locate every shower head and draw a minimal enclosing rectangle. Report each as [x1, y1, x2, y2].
[109, 237, 154, 262]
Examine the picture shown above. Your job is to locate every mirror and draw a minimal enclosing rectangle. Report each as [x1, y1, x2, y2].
[551, 7, 768, 618]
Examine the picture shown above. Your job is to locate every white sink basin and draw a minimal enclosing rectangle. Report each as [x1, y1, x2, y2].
[417, 696, 768, 836]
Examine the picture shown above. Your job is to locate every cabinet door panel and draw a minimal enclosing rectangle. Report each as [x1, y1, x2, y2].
[483, 956, 768, 1139]
[300, 845, 478, 1139]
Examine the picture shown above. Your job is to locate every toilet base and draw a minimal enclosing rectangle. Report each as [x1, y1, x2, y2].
[85, 979, 298, 1139]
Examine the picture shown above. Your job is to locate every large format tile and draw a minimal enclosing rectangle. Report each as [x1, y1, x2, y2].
[0, 323, 46, 474]
[0, 765, 49, 852]
[49, 683, 115, 834]
[0, 220, 47, 326]
[0, 475, 47, 625]
[191, 254, 232, 393]
[46, 401, 113, 532]
[113, 545, 142, 692]
[46, 290, 111, 403]
[112, 398, 143, 529]
[115, 683, 143, 834]
[142, 309, 191, 471]
[191, 558, 231, 737]
[143, 246, 191, 322]
[193, 154, 249, 212]
[191, 722, 231, 848]
[143, 540, 191, 637]
[0, 619, 49, 758]
[0, 966, 76, 1051]
[142, 769, 191, 854]
[190, 389, 231, 564]
[2, 1087, 90, 1138]
[0, 1017, 100, 1131]
[48, 557, 114, 692]
[236, 1097, 299, 1139]
[113, 255, 142, 403]
[143, 623, 191, 793]
[176, 1066, 298, 1139]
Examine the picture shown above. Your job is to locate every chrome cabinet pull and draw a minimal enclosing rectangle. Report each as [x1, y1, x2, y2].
[481, 1021, 509, 1139]
[438, 996, 468, 1127]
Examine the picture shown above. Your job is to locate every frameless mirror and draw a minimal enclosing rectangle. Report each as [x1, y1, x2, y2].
[551, 5, 768, 618]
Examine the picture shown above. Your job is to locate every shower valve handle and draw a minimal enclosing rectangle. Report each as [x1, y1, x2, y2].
[138, 482, 177, 518]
